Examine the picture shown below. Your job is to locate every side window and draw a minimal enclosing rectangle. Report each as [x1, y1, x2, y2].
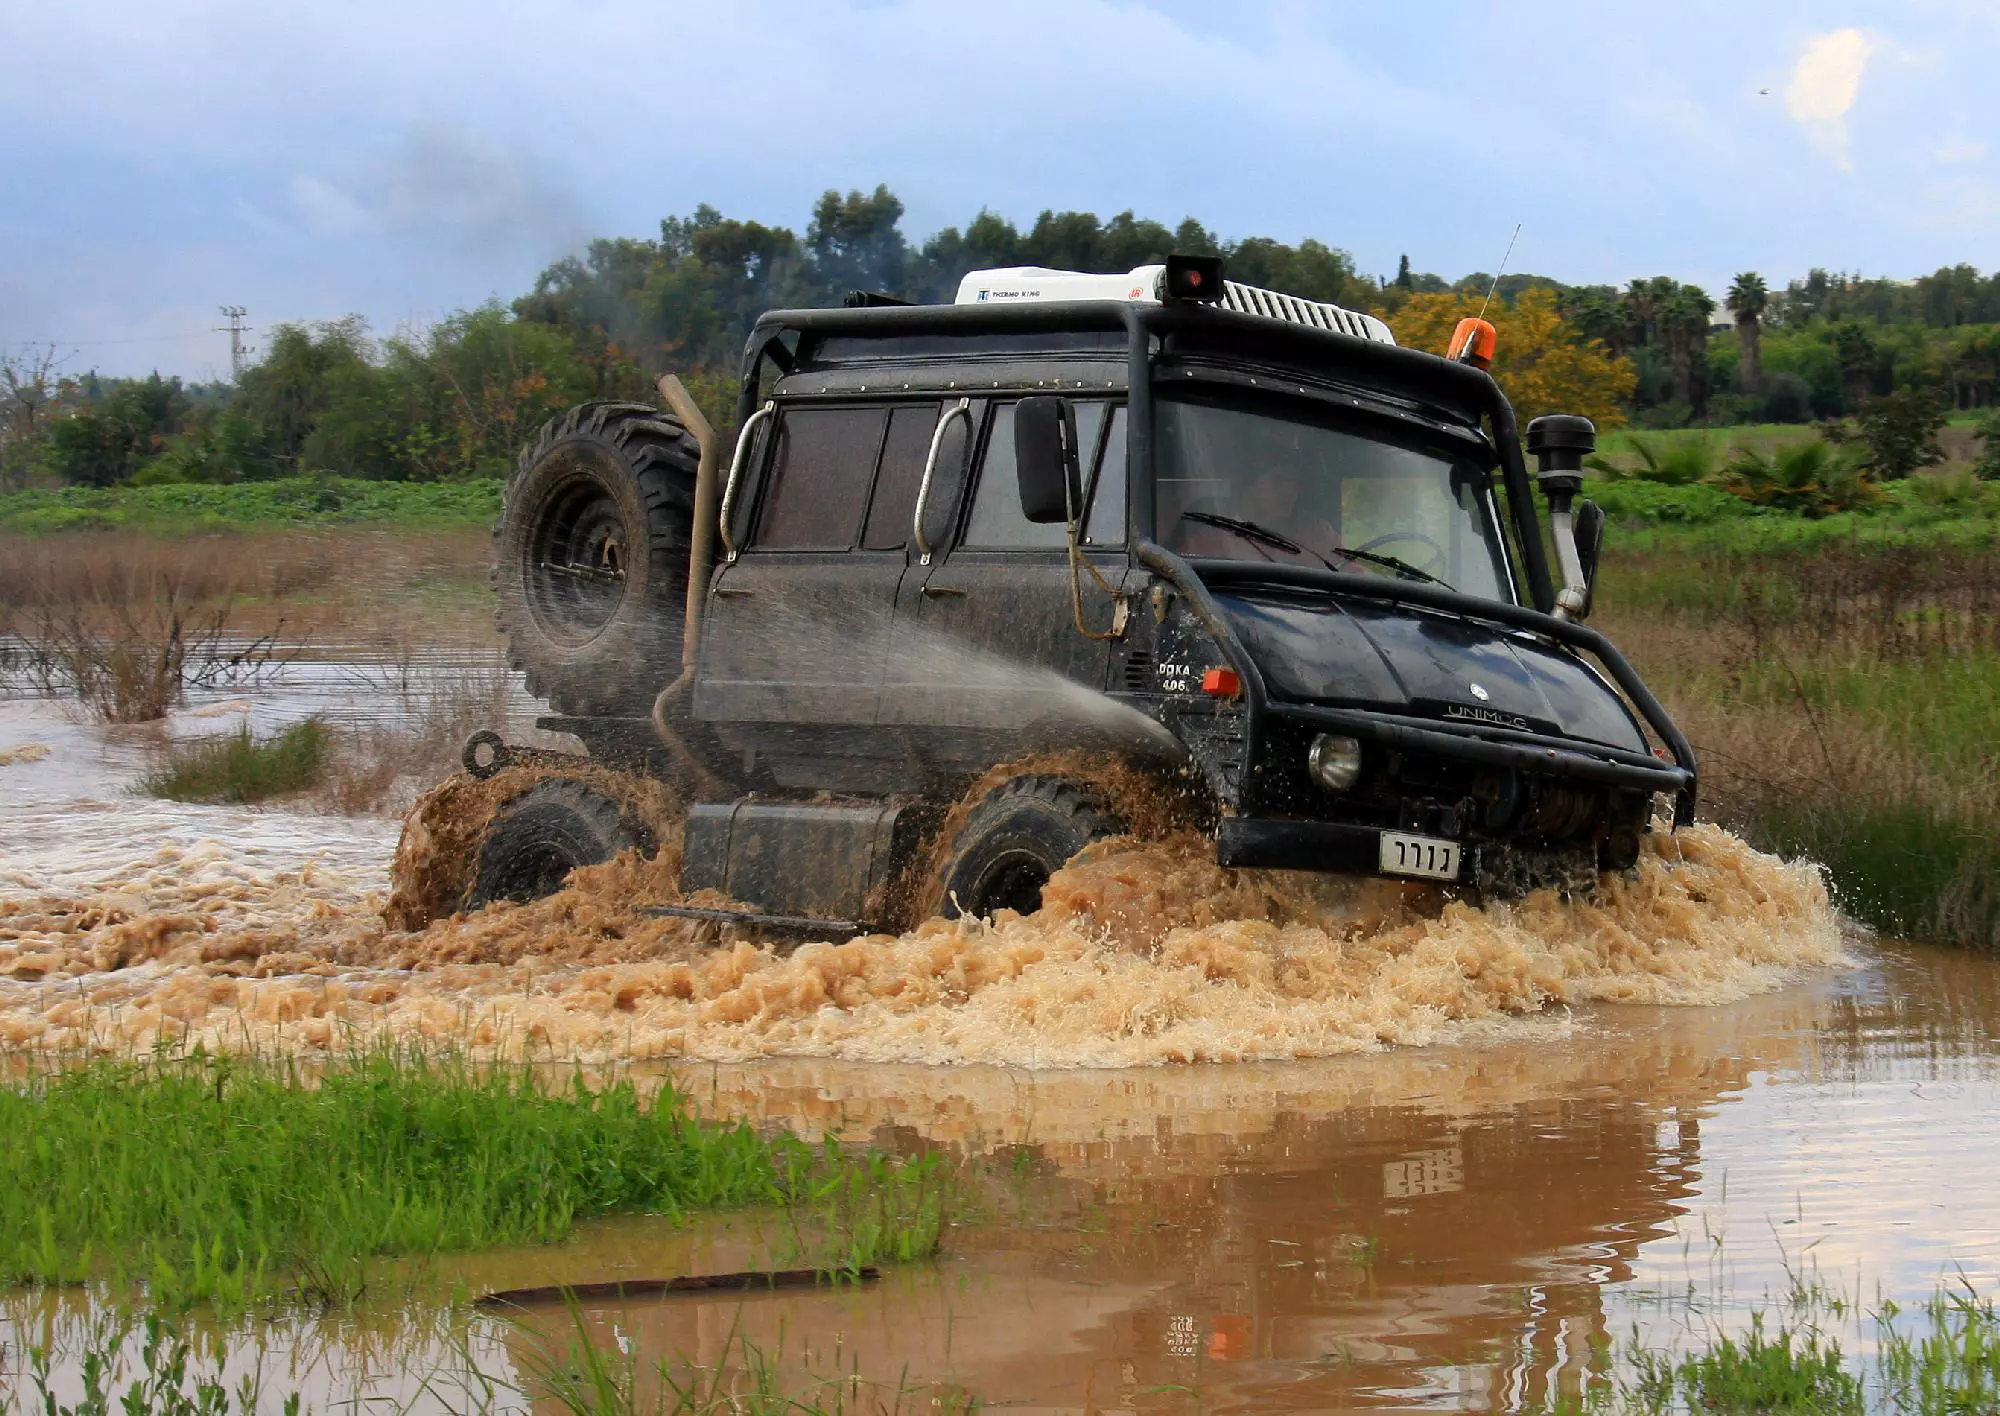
[753, 406, 886, 550]
[960, 403, 1073, 550]
[1084, 406, 1127, 546]
[861, 403, 939, 550]
[1071, 402, 1106, 481]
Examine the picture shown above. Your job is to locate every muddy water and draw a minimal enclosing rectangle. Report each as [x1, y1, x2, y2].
[6, 949, 1998, 1411]
[6, 669, 1992, 1409]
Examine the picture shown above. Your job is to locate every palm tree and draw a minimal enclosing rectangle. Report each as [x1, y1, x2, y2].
[1662, 285, 1716, 412]
[1727, 273, 1769, 396]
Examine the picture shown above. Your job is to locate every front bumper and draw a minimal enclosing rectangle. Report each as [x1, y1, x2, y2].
[1270, 703, 1692, 797]
[1217, 818, 1403, 875]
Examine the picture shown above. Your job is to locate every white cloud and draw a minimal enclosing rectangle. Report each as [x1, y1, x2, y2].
[1935, 137, 1988, 165]
[289, 175, 373, 235]
[1786, 28, 1874, 171]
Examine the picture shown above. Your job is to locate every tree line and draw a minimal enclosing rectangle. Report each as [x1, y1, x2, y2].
[5, 184, 1999, 489]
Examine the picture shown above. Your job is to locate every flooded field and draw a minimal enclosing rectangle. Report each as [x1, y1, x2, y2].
[3, 662, 1992, 1410]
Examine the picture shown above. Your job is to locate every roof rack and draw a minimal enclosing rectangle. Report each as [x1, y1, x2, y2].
[952, 264, 1396, 346]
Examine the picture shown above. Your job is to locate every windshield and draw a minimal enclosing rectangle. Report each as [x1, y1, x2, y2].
[1154, 392, 1513, 602]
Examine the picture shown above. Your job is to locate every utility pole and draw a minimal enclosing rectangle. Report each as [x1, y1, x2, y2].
[216, 306, 252, 380]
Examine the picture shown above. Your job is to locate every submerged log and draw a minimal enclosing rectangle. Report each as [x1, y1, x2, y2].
[474, 1266, 880, 1308]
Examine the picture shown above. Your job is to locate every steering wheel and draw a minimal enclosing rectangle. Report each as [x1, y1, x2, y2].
[1353, 530, 1447, 574]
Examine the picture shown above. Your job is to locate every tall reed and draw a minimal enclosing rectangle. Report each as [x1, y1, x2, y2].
[1598, 539, 2000, 951]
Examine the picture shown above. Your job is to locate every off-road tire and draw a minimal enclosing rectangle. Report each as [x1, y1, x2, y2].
[468, 778, 656, 908]
[934, 776, 1125, 920]
[494, 402, 698, 718]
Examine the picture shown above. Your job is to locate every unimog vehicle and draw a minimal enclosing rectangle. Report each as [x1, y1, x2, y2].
[459, 255, 1696, 932]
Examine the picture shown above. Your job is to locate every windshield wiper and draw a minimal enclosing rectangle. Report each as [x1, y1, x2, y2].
[1326, 545, 1455, 592]
[1179, 510, 1307, 555]
[1181, 511, 1455, 592]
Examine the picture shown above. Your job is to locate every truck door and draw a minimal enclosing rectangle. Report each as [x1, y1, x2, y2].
[696, 401, 937, 787]
[881, 400, 1127, 767]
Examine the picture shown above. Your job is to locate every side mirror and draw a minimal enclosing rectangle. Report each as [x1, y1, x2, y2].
[1015, 396, 1081, 525]
[1574, 498, 1605, 615]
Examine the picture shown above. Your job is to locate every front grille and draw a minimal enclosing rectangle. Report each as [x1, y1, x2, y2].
[1121, 651, 1155, 694]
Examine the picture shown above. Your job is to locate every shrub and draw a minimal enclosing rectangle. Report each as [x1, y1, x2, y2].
[1586, 433, 1717, 485]
[1715, 439, 1882, 517]
[1762, 371, 1816, 423]
[140, 719, 332, 803]
[1973, 409, 2000, 483]
[1856, 389, 1949, 481]
[1906, 467, 1994, 512]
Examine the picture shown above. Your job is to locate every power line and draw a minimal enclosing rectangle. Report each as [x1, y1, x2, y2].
[0, 334, 214, 347]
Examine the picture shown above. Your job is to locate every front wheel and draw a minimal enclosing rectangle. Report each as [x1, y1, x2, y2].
[933, 775, 1125, 920]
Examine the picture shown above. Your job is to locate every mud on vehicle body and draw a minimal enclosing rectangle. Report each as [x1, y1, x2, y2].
[474, 256, 1696, 930]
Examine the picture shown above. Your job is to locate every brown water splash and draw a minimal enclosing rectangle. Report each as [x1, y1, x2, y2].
[1, 817, 1846, 1067]
[382, 763, 684, 931]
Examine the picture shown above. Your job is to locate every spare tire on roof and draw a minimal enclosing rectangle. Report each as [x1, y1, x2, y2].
[493, 401, 698, 718]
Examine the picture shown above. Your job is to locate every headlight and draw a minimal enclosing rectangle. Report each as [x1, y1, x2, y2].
[1308, 734, 1362, 791]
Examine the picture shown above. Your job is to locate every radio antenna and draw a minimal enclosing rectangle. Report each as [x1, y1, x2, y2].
[1476, 224, 1523, 322]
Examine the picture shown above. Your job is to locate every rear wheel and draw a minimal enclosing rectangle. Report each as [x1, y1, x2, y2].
[468, 779, 655, 908]
[934, 776, 1125, 920]
[494, 402, 697, 717]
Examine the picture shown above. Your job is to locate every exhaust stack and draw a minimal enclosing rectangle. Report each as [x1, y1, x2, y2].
[1525, 415, 1596, 622]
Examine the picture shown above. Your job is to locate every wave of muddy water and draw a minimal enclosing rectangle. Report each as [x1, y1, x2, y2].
[2, 657, 1847, 1066]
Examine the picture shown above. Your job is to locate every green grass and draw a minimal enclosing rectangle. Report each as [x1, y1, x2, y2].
[516, 1307, 979, 1416]
[3, 1312, 294, 1416]
[1724, 656, 2000, 769]
[0, 476, 503, 535]
[1628, 1313, 1862, 1414]
[1525, 1277, 2000, 1414]
[1590, 474, 2000, 550]
[0, 1307, 975, 1415]
[1758, 801, 2000, 953]
[1596, 422, 1823, 463]
[0, 1050, 951, 1311]
[138, 719, 332, 804]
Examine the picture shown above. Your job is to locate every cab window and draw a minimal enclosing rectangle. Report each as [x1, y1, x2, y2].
[961, 401, 1118, 551]
[753, 406, 885, 550]
[861, 403, 940, 550]
[1084, 406, 1127, 546]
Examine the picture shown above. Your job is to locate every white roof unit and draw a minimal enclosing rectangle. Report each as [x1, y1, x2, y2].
[952, 264, 1396, 346]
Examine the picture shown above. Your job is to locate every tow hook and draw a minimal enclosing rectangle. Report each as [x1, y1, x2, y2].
[461, 729, 588, 780]
[462, 729, 511, 779]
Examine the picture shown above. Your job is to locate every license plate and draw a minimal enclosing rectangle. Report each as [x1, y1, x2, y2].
[1379, 831, 1461, 882]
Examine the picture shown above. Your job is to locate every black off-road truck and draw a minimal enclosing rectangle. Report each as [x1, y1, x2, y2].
[461, 256, 1695, 931]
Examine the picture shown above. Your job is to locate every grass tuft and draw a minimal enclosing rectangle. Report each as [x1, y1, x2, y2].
[139, 719, 332, 804]
[1629, 1313, 1862, 1414]
[0, 1049, 954, 1311]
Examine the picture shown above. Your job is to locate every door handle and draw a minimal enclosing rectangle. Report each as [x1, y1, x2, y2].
[712, 585, 755, 598]
[920, 584, 969, 599]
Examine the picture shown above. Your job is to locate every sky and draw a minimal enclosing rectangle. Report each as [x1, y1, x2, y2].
[3, 0, 1998, 381]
